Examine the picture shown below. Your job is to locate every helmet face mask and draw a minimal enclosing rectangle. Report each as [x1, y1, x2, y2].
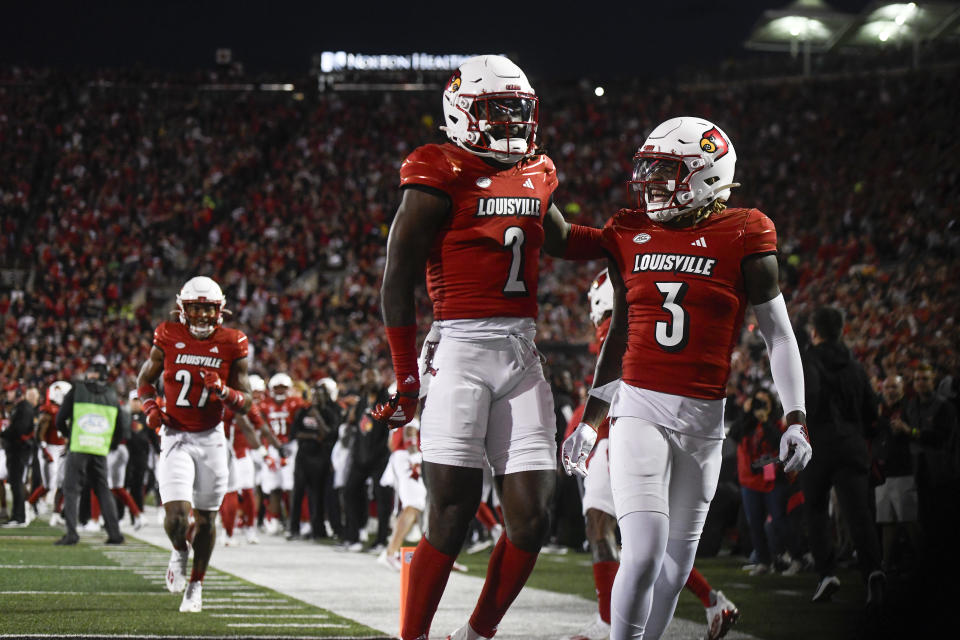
[176, 276, 225, 339]
[630, 117, 738, 223]
[442, 55, 539, 164]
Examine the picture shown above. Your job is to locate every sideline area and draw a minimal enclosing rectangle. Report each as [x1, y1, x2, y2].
[130, 506, 755, 640]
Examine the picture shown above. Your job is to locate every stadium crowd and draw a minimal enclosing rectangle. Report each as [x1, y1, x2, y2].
[2, 60, 958, 624]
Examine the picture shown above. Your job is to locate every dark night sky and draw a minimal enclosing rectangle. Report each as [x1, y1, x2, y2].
[1, 1, 875, 79]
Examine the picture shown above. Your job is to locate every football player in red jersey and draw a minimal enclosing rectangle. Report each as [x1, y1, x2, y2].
[565, 270, 739, 640]
[259, 372, 306, 534]
[562, 117, 812, 639]
[136, 276, 255, 613]
[29, 381, 71, 523]
[375, 55, 604, 640]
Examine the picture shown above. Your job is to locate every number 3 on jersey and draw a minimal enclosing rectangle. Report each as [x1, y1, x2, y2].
[655, 282, 690, 352]
[502, 226, 528, 297]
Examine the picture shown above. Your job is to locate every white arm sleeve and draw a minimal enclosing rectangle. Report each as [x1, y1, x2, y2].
[752, 294, 805, 416]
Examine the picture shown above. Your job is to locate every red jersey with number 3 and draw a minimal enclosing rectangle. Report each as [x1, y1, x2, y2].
[153, 321, 249, 432]
[601, 207, 777, 400]
[399, 143, 559, 320]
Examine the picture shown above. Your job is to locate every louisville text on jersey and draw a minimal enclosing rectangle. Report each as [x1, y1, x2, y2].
[475, 197, 541, 217]
[173, 354, 225, 368]
[632, 253, 718, 277]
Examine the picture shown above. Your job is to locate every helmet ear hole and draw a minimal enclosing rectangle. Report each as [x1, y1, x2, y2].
[704, 176, 719, 185]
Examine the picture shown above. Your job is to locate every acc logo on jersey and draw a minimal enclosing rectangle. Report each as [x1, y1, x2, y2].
[700, 127, 729, 159]
[175, 342, 186, 349]
[476, 177, 492, 188]
[633, 233, 652, 244]
[446, 71, 461, 93]
[77, 413, 110, 435]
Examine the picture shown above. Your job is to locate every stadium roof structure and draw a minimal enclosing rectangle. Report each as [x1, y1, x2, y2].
[745, 1, 960, 53]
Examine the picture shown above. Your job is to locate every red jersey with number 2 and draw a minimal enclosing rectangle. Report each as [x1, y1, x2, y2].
[601, 207, 777, 400]
[399, 143, 559, 320]
[153, 321, 249, 432]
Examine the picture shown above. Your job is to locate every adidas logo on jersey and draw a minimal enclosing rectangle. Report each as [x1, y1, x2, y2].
[690, 236, 707, 247]
[209, 346, 219, 353]
[522, 178, 535, 190]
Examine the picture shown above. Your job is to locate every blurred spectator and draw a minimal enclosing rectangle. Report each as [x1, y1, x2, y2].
[903, 362, 958, 565]
[287, 383, 336, 540]
[801, 307, 883, 609]
[727, 388, 800, 575]
[1, 384, 40, 526]
[872, 374, 923, 577]
[340, 369, 391, 551]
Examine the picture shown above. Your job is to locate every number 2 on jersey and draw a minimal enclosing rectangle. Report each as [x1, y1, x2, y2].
[174, 369, 210, 408]
[655, 282, 690, 352]
[502, 226, 529, 296]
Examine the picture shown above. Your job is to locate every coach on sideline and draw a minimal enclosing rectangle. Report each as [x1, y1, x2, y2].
[55, 355, 127, 545]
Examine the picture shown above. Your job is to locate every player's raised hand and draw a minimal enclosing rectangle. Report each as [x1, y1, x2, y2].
[780, 423, 812, 473]
[199, 369, 225, 396]
[562, 422, 598, 478]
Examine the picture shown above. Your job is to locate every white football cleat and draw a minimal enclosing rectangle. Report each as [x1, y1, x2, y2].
[447, 624, 491, 640]
[166, 549, 188, 593]
[704, 590, 739, 640]
[179, 580, 202, 612]
[48, 512, 63, 527]
[264, 517, 281, 536]
[562, 614, 610, 640]
[243, 527, 259, 544]
[132, 515, 144, 530]
[376, 549, 402, 572]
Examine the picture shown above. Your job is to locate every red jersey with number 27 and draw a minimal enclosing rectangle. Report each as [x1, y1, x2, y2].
[153, 321, 249, 432]
[399, 143, 559, 320]
[601, 207, 777, 400]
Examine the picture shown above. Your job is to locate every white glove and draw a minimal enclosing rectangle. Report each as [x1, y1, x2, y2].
[561, 422, 598, 478]
[779, 424, 812, 473]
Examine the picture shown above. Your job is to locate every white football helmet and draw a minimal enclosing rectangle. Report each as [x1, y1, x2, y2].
[588, 269, 614, 328]
[630, 117, 739, 223]
[441, 55, 538, 163]
[318, 377, 338, 402]
[268, 373, 293, 400]
[47, 380, 72, 406]
[249, 374, 266, 394]
[176, 276, 226, 339]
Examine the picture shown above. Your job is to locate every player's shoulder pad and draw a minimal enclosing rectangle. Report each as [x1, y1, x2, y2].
[220, 327, 249, 358]
[399, 143, 457, 190]
[153, 321, 180, 348]
[740, 207, 778, 256]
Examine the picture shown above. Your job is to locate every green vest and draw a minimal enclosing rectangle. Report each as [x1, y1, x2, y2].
[69, 381, 119, 456]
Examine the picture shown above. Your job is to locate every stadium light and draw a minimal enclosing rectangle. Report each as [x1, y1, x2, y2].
[594, 86, 605, 97]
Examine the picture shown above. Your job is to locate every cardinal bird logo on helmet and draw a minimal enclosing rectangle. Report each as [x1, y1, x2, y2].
[446, 71, 461, 93]
[700, 127, 729, 159]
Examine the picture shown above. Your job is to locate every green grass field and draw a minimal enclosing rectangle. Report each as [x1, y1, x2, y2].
[0, 521, 387, 639]
[1, 519, 906, 640]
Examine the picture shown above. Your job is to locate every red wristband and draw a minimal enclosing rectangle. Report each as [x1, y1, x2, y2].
[220, 386, 246, 412]
[385, 325, 419, 390]
[564, 224, 605, 260]
[137, 384, 158, 402]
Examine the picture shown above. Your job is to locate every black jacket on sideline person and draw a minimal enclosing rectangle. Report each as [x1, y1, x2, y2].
[804, 342, 878, 447]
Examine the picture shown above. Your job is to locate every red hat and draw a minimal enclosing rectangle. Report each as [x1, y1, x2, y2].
[3, 381, 19, 392]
